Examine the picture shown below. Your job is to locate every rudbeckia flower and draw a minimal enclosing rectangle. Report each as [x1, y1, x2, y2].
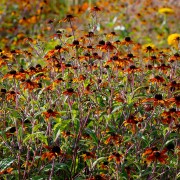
[167, 33, 180, 49]
[41, 145, 62, 161]
[81, 151, 95, 161]
[108, 152, 123, 164]
[158, 7, 174, 15]
[145, 149, 168, 165]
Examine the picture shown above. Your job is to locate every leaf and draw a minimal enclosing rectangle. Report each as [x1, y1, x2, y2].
[0, 158, 15, 171]
[85, 128, 98, 145]
[92, 157, 106, 168]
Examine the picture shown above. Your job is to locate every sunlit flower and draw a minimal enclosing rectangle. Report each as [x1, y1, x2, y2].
[158, 7, 174, 15]
[21, 79, 40, 91]
[149, 75, 165, 83]
[121, 37, 134, 46]
[143, 43, 156, 53]
[167, 33, 180, 49]
[0, 167, 13, 175]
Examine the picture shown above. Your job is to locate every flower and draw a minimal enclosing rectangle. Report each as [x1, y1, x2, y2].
[108, 152, 123, 164]
[167, 33, 180, 49]
[41, 145, 62, 161]
[104, 132, 123, 145]
[158, 7, 174, 15]
[43, 109, 59, 120]
[0, 167, 13, 175]
[142, 43, 156, 53]
[144, 149, 168, 165]
[81, 151, 95, 161]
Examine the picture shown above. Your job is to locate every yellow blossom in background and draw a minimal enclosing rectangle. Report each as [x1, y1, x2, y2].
[158, 7, 174, 15]
[167, 33, 180, 49]
[142, 43, 156, 53]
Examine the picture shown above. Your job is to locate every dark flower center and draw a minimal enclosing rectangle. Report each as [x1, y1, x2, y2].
[9, 127, 16, 133]
[73, 40, 79, 45]
[125, 37, 131, 42]
[175, 96, 180, 102]
[9, 70, 17, 75]
[155, 94, 163, 100]
[166, 143, 174, 151]
[52, 146, 60, 154]
[130, 65, 136, 69]
[47, 109, 53, 113]
[1, 89, 6, 93]
[154, 151, 161, 157]
[55, 45, 62, 50]
[98, 40, 105, 45]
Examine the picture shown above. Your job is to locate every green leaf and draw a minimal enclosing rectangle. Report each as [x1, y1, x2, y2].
[92, 157, 106, 168]
[0, 158, 15, 171]
[85, 128, 98, 145]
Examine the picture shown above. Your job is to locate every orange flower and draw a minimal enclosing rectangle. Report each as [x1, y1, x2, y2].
[61, 14, 75, 22]
[63, 88, 75, 96]
[6, 126, 16, 138]
[0, 167, 13, 175]
[81, 151, 95, 161]
[101, 41, 116, 52]
[108, 152, 123, 164]
[142, 94, 168, 107]
[144, 149, 168, 165]
[41, 145, 62, 161]
[6, 90, 19, 102]
[61, 131, 74, 138]
[168, 53, 180, 63]
[167, 95, 180, 107]
[99, 161, 109, 170]
[21, 79, 40, 91]
[161, 108, 180, 118]
[3, 70, 26, 80]
[87, 174, 107, 180]
[124, 65, 141, 74]
[43, 109, 59, 120]
[90, 6, 101, 12]
[121, 37, 134, 46]
[149, 75, 164, 83]
[123, 115, 143, 134]
[104, 132, 123, 145]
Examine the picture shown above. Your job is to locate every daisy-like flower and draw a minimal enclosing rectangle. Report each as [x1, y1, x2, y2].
[149, 75, 165, 83]
[123, 115, 143, 134]
[63, 88, 75, 96]
[108, 152, 123, 164]
[41, 145, 62, 161]
[81, 151, 95, 161]
[104, 132, 123, 145]
[21, 79, 40, 91]
[6, 90, 19, 102]
[61, 14, 75, 22]
[143, 43, 156, 53]
[121, 37, 134, 46]
[167, 95, 180, 107]
[167, 33, 180, 49]
[142, 94, 169, 107]
[43, 109, 59, 120]
[158, 7, 174, 15]
[144, 149, 168, 165]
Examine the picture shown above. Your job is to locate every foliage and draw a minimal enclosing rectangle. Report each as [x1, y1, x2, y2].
[0, 0, 179, 179]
